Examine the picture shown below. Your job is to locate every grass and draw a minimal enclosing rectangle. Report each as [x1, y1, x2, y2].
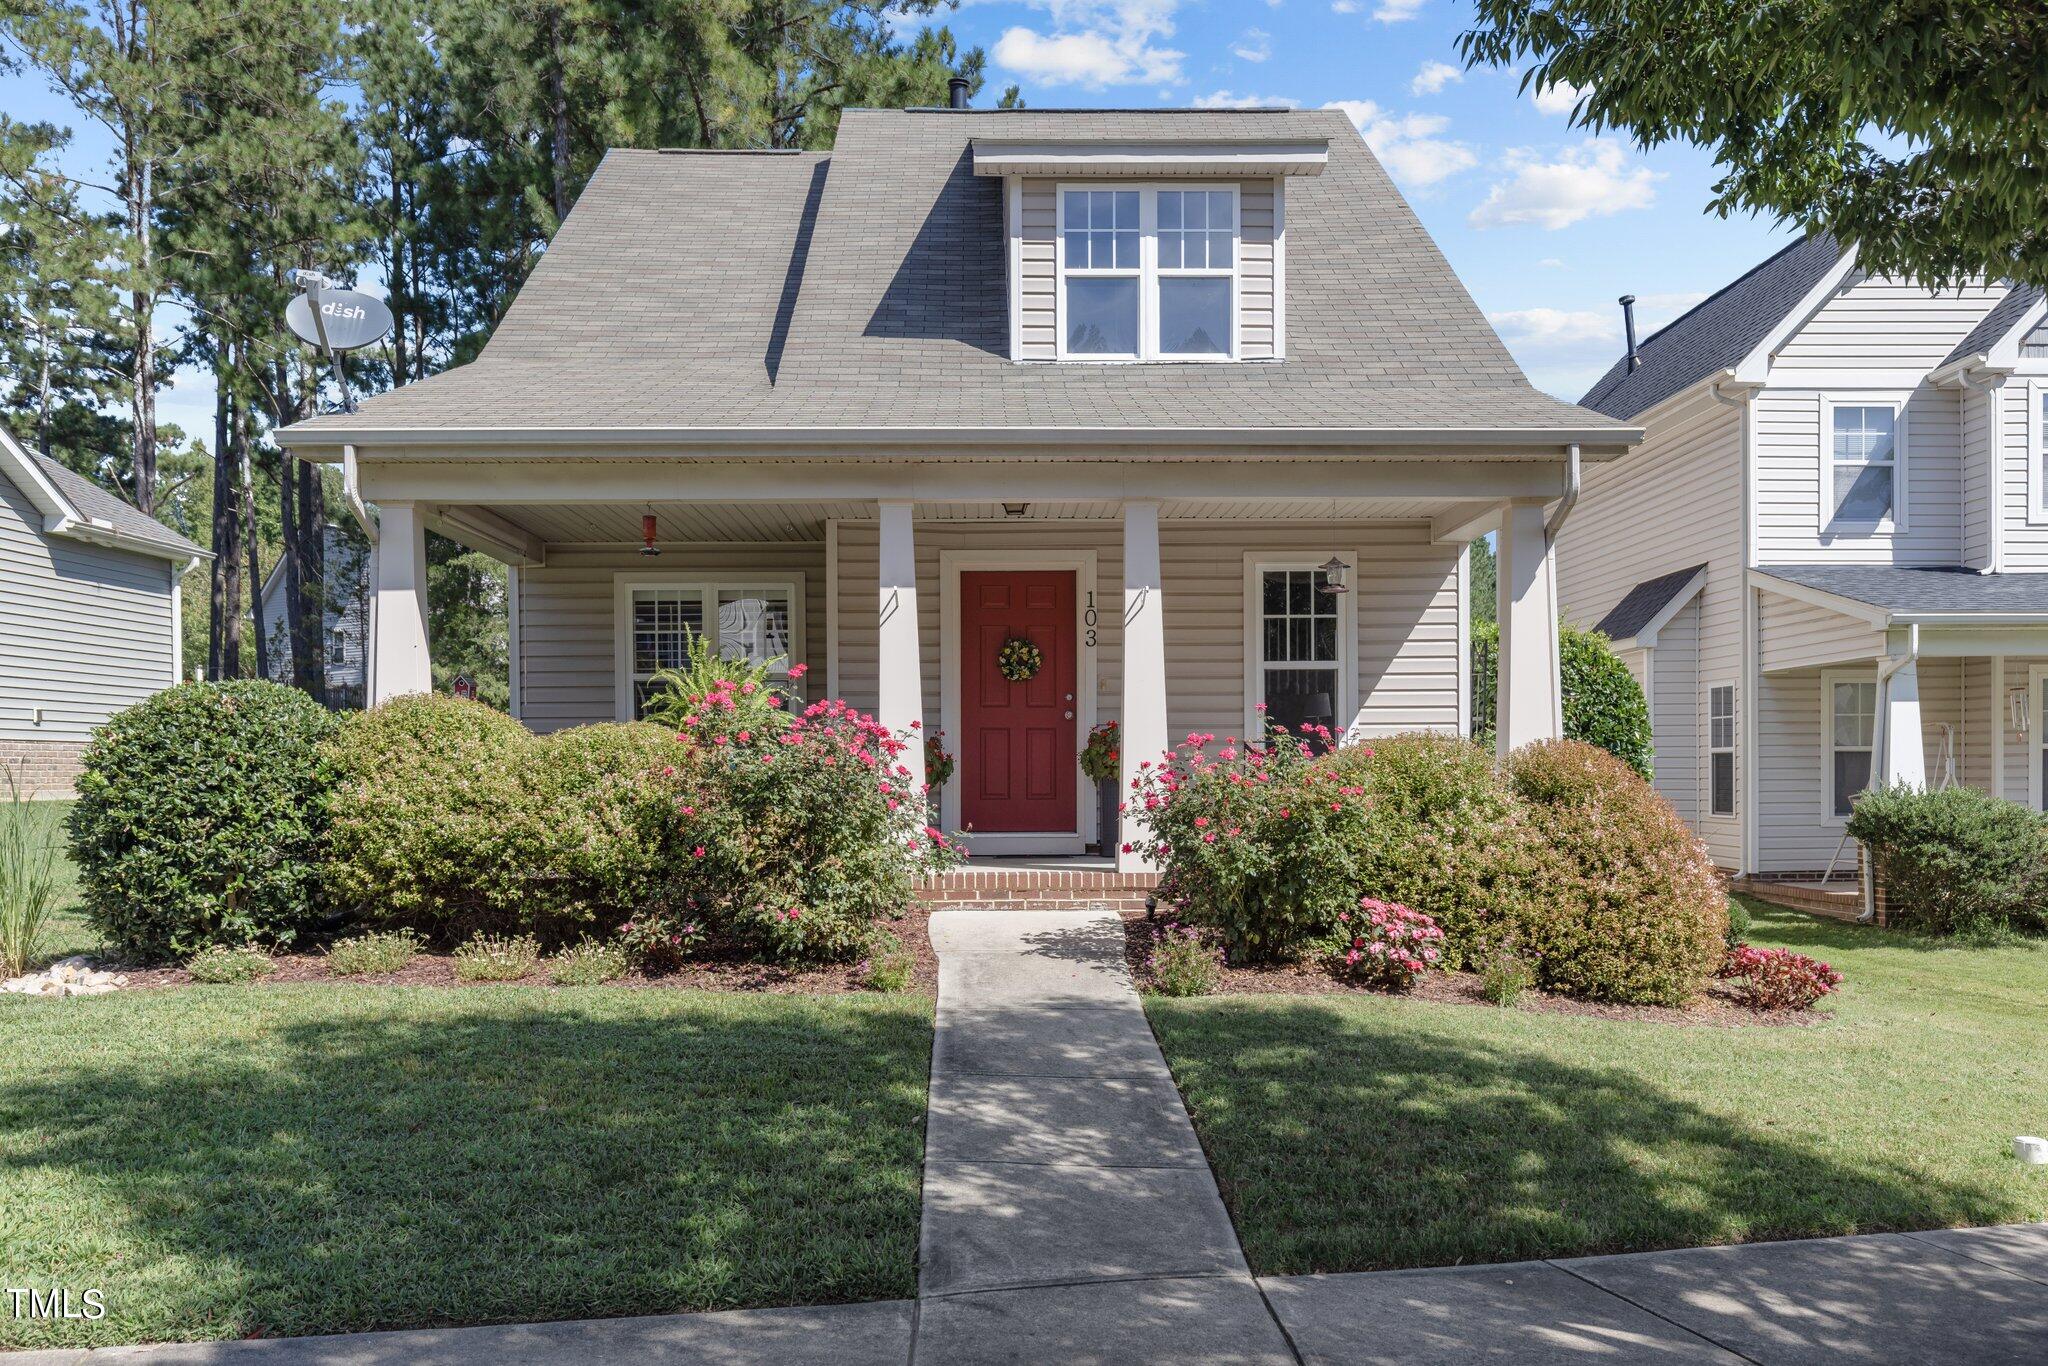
[1146, 899, 2048, 1277]
[0, 986, 933, 1350]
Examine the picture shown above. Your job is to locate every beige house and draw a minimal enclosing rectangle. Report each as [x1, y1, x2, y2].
[279, 103, 1636, 876]
[1558, 239, 2048, 894]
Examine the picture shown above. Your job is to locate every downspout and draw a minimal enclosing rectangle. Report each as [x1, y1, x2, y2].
[1542, 443, 1582, 738]
[1862, 622, 1921, 923]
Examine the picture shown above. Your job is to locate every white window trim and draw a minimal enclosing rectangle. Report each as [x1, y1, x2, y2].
[612, 573, 806, 722]
[2029, 380, 2048, 526]
[1819, 393, 1909, 535]
[1706, 682, 1736, 818]
[1055, 181, 1241, 364]
[1821, 667, 1877, 827]
[1242, 555, 1358, 743]
[2029, 664, 2048, 814]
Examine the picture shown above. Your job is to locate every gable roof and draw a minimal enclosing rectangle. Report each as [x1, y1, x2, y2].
[281, 108, 1630, 449]
[1592, 564, 1707, 644]
[0, 428, 205, 562]
[1579, 234, 1847, 421]
[1943, 283, 2045, 365]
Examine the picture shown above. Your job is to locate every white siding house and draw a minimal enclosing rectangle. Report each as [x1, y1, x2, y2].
[0, 429, 206, 796]
[1557, 237, 2048, 889]
[258, 524, 373, 709]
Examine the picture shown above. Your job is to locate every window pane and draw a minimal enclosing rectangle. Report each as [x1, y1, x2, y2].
[1064, 229, 1088, 267]
[1114, 229, 1139, 269]
[1262, 571, 1286, 615]
[1158, 192, 1182, 229]
[1263, 618, 1287, 662]
[1833, 681, 1876, 746]
[1289, 572, 1311, 613]
[717, 590, 791, 669]
[1289, 618, 1311, 660]
[1064, 190, 1089, 228]
[1091, 230, 1113, 266]
[1264, 668, 1339, 745]
[1209, 190, 1235, 228]
[1834, 749, 1872, 815]
[1159, 277, 1230, 355]
[1067, 277, 1139, 354]
[1832, 406, 1895, 463]
[1209, 229, 1233, 267]
[1114, 190, 1138, 227]
[1711, 752, 1735, 815]
[1313, 617, 1337, 662]
[1185, 193, 1208, 229]
[1833, 464, 1895, 522]
[633, 591, 702, 674]
[1182, 233, 1207, 269]
[1159, 233, 1182, 269]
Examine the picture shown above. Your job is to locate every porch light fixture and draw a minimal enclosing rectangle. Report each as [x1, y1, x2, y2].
[1318, 555, 1351, 594]
[1003, 502, 1031, 518]
[640, 513, 661, 557]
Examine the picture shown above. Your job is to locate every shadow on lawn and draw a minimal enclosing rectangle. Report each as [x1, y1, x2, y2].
[0, 997, 930, 1347]
[1152, 999, 2018, 1277]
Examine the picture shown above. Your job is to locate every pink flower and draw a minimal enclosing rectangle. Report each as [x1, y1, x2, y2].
[737, 730, 752, 743]
[787, 663, 808, 679]
[693, 845, 706, 858]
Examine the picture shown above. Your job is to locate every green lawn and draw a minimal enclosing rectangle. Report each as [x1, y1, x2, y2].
[0, 986, 933, 1350]
[1147, 900, 2048, 1277]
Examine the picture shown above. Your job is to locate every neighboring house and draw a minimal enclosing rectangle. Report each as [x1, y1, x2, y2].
[258, 524, 373, 709]
[278, 102, 1638, 872]
[1558, 236, 2048, 883]
[0, 427, 207, 796]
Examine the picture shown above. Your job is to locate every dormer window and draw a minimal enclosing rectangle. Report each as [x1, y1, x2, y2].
[1057, 184, 1239, 361]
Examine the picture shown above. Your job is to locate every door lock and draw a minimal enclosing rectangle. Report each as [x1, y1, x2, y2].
[1064, 710, 1075, 720]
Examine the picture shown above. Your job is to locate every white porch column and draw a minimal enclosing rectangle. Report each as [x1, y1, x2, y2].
[1494, 501, 1563, 756]
[370, 500, 431, 704]
[876, 500, 927, 794]
[1881, 656, 1927, 789]
[1119, 500, 1169, 873]
[1992, 655, 2007, 800]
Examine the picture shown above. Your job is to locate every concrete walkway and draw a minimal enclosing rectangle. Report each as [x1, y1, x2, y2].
[20, 909, 2048, 1362]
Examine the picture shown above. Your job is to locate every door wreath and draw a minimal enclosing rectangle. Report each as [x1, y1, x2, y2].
[996, 636, 1044, 682]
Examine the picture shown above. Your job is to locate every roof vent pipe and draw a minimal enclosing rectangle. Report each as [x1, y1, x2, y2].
[1619, 294, 1640, 373]
[948, 76, 971, 109]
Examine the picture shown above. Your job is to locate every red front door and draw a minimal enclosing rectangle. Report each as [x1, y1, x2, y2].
[960, 571, 1077, 834]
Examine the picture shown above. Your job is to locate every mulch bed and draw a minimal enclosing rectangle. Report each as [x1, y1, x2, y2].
[108, 910, 940, 997]
[1119, 913, 1820, 1028]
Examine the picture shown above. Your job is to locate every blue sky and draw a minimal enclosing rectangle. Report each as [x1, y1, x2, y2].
[6, 0, 1796, 450]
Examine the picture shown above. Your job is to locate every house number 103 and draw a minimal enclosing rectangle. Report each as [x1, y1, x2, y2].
[1083, 592, 1099, 648]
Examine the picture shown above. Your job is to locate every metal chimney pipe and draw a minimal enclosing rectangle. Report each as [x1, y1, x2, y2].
[1619, 294, 1640, 373]
[948, 77, 971, 109]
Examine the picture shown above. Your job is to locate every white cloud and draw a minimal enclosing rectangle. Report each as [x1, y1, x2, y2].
[1410, 60, 1462, 95]
[1468, 140, 1661, 230]
[1374, 0, 1424, 21]
[1194, 90, 1300, 109]
[1488, 289, 1708, 398]
[1531, 79, 1590, 116]
[1331, 0, 1359, 11]
[1488, 308, 1616, 347]
[1232, 27, 1272, 62]
[1538, 257, 1565, 269]
[1324, 99, 1478, 188]
[985, 1, 1187, 88]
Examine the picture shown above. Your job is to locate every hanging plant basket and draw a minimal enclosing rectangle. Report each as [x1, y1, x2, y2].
[996, 636, 1044, 683]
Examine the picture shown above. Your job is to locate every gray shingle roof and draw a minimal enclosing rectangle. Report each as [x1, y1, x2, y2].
[1756, 565, 2048, 617]
[1593, 564, 1706, 642]
[1943, 284, 2045, 364]
[1579, 234, 1845, 421]
[285, 108, 1629, 442]
[26, 445, 204, 558]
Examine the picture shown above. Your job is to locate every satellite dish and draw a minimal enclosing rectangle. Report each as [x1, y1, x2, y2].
[286, 289, 393, 352]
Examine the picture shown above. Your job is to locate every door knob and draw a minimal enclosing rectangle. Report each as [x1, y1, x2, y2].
[1064, 710, 1075, 720]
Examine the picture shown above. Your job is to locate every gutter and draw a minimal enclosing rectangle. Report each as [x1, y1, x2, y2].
[342, 444, 377, 545]
[1862, 623, 1921, 923]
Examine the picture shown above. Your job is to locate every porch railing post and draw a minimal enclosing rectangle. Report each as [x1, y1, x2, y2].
[876, 499, 928, 794]
[370, 500, 432, 704]
[1119, 499, 1168, 873]
[1495, 500, 1563, 756]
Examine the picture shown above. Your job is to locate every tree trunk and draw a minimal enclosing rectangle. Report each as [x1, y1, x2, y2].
[547, 6, 572, 221]
[207, 383, 233, 680]
[279, 447, 305, 691]
[293, 458, 327, 704]
[241, 412, 268, 681]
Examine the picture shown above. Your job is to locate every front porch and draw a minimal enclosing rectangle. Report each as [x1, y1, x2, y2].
[351, 457, 1577, 872]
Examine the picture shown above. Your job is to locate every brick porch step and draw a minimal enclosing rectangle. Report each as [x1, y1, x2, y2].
[1731, 875, 1865, 922]
[916, 863, 1160, 912]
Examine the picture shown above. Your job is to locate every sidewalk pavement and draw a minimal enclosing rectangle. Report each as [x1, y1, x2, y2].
[17, 908, 2048, 1363]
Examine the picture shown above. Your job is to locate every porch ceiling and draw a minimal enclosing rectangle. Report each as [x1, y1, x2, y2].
[470, 497, 1475, 545]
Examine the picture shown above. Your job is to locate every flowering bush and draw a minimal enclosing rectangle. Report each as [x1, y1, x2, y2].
[618, 912, 703, 971]
[925, 730, 955, 789]
[1131, 723, 1370, 962]
[638, 633, 798, 743]
[856, 930, 916, 992]
[1143, 920, 1223, 997]
[453, 932, 541, 982]
[1720, 945, 1843, 1011]
[1331, 898, 1443, 990]
[1080, 721, 1120, 784]
[669, 695, 961, 962]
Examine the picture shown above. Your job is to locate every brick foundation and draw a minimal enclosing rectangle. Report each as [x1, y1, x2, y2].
[0, 739, 87, 799]
[916, 866, 1161, 912]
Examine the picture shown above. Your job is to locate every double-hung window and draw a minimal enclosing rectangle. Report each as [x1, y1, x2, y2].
[616, 578, 802, 720]
[2033, 383, 2048, 521]
[1708, 685, 1735, 817]
[1059, 185, 1238, 361]
[1825, 674, 1878, 819]
[1824, 399, 1903, 529]
[1247, 562, 1352, 748]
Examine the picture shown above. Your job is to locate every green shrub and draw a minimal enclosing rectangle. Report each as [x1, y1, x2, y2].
[1848, 785, 2048, 936]
[1505, 740, 1726, 1005]
[1318, 734, 1530, 968]
[548, 940, 631, 985]
[1472, 622, 1654, 778]
[186, 944, 275, 984]
[636, 632, 795, 741]
[856, 930, 916, 992]
[1143, 920, 1223, 997]
[322, 697, 682, 942]
[70, 681, 340, 961]
[1725, 898, 1753, 948]
[0, 770, 62, 977]
[325, 930, 422, 976]
[454, 932, 541, 982]
[1478, 943, 1537, 1006]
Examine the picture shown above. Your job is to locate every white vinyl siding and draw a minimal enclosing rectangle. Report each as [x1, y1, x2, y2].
[1754, 387, 1961, 564]
[1994, 380, 2048, 568]
[1017, 179, 1058, 360]
[1756, 590, 1887, 674]
[0, 467, 181, 742]
[1769, 275, 2008, 374]
[1649, 597, 1699, 824]
[1238, 181, 1278, 359]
